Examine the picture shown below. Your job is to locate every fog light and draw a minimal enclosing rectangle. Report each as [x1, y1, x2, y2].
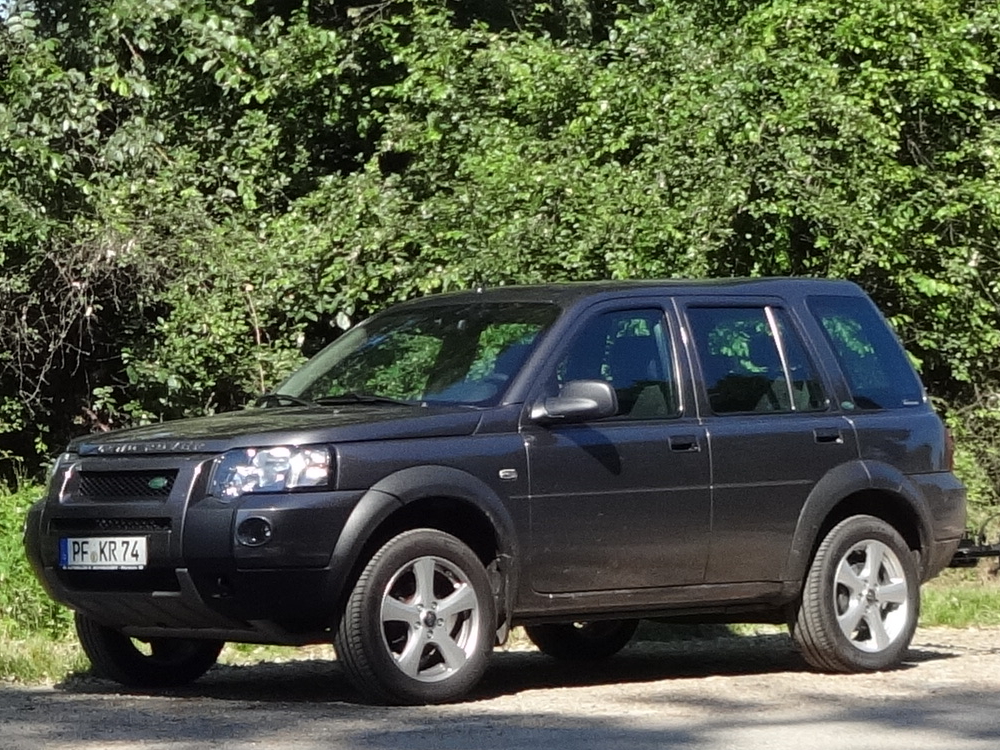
[236, 517, 273, 547]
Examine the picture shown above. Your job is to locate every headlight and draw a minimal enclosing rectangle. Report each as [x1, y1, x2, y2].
[50, 452, 77, 478]
[49, 452, 78, 496]
[210, 446, 331, 499]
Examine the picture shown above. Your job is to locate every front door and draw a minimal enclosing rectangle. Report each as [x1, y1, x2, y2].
[524, 303, 711, 593]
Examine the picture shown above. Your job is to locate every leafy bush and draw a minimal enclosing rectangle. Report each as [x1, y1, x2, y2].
[947, 389, 1000, 528]
[0, 0, 999, 525]
[0, 481, 73, 639]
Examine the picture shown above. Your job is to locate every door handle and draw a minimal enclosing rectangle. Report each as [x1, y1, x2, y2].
[814, 429, 844, 444]
[670, 435, 701, 452]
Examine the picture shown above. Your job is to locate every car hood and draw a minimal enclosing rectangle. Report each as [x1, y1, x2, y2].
[71, 404, 484, 456]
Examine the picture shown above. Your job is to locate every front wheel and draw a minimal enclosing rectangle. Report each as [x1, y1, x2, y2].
[792, 515, 919, 672]
[525, 619, 638, 661]
[334, 529, 496, 705]
[75, 613, 223, 687]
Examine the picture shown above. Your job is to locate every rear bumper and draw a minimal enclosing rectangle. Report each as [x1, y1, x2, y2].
[923, 536, 963, 582]
[911, 471, 967, 581]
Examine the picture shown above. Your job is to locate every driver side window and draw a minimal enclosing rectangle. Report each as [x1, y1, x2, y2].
[553, 309, 679, 419]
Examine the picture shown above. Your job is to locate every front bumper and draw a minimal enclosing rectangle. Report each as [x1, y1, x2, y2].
[23, 453, 367, 643]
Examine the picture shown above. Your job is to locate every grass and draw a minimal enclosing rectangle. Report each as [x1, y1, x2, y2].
[0, 630, 88, 685]
[919, 567, 1000, 628]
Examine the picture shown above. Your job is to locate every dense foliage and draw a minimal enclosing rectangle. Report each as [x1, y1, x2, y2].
[0, 481, 70, 638]
[2, 0, 999, 514]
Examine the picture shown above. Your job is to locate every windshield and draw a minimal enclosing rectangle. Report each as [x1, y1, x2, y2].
[276, 301, 560, 406]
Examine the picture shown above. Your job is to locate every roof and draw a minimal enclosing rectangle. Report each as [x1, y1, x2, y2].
[392, 277, 866, 309]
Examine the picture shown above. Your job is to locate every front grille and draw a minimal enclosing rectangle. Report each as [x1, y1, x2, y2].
[49, 517, 172, 533]
[77, 470, 178, 500]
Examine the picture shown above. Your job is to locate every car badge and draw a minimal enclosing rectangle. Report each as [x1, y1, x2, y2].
[148, 476, 170, 491]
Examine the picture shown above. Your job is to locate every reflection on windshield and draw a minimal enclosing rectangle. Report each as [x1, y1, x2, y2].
[276, 302, 560, 407]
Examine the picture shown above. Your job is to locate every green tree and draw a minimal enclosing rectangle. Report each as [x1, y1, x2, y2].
[1, 0, 999, 517]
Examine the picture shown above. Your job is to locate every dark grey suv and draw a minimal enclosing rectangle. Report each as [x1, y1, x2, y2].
[24, 278, 966, 704]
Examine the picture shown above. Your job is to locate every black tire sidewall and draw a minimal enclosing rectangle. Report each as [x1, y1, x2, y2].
[806, 516, 919, 671]
[346, 529, 496, 704]
[75, 613, 223, 687]
[525, 620, 639, 661]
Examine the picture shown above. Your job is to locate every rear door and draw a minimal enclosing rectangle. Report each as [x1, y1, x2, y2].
[679, 298, 859, 584]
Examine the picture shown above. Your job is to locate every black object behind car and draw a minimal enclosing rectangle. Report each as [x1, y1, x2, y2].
[24, 278, 966, 703]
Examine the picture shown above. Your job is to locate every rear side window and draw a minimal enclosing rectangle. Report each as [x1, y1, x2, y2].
[687, 306, 826, 414]
[807, 295, 924, 410]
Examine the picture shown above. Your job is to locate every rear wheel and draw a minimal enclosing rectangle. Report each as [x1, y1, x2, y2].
[792, 515, 919, 672]
[525, 619, 638, 661]
[334, 529, 495, 705]
[75, 613, 223, 687]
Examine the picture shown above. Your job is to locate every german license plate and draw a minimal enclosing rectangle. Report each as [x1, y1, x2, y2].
[59, 537, 147, 570]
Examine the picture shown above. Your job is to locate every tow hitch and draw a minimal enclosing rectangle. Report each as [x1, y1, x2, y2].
[950, 512, 1000, 568]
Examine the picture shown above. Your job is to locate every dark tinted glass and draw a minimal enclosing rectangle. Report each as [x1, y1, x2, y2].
[688, 306, 825, 414]
[280, 302, 560, 406]
[773, 310, 827, 411]
[554, 309, 679, 419]
[807, 295, 924, 410]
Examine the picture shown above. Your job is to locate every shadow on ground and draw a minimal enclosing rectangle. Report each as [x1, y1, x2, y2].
[52, 632, 953, 705]
[0, 634, 985, 750]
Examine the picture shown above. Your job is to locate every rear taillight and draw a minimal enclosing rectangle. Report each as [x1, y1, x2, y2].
[944, 427, 955, 472]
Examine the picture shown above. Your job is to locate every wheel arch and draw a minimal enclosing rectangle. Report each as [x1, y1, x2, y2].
[784, 460, 934, 587]
[328, 466, 518, 635]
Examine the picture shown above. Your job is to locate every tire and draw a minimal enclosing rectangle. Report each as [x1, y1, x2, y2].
[525, 619, 638, 661]
[75, 613, 223, 687]
[792, 515, 919, 673]
[334, 529, 496, 705]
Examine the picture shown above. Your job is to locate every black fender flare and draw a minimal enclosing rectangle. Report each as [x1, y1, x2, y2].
[783, 459, 935, 586]
[324, 488, 402, 619]
[327, 465, 519, 631]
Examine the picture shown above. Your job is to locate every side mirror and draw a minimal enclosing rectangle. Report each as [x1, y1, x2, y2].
[530, 380, 618, 423]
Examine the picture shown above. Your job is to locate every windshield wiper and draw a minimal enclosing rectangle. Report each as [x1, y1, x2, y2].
[313, 393, 415, 406]
[255, 392, 319, 408]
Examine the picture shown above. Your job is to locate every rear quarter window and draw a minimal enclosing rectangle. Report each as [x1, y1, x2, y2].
[807, 295, 924, 410]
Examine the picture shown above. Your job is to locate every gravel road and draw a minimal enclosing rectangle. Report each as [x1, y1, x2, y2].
[2, 627, 998, 750]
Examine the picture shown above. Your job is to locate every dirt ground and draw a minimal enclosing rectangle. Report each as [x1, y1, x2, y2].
[1, 626, 998, 750]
